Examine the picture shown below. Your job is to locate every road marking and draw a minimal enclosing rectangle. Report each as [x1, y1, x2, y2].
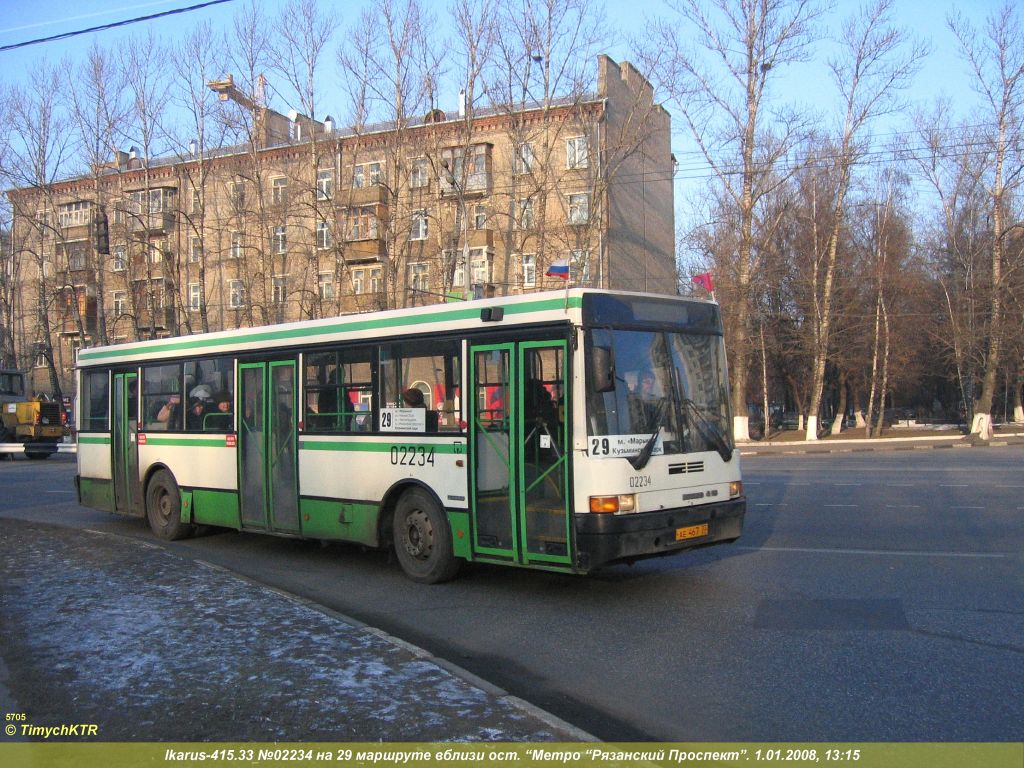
[951, 506, 985, 510]
[46, 490, 74, 494]
[754, 503, 787, 507]
[833, 483, 858, 486]
[886, 504, 921, 509]
[824, 504, 858, 507]
[738, 545, 1006, 559]
[940, 484, 969, 488]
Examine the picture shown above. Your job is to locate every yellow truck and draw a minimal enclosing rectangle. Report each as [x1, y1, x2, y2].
[1, 369, 63, 459]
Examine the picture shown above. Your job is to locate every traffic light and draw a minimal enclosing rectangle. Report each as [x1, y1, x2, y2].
[93, 210, 109, 255]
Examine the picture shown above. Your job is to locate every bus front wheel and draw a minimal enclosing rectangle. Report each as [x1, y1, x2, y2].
[393, 489, 460, 584]
[146, 469, 194, 541]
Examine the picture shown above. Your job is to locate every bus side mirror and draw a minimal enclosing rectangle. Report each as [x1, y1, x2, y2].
[590, 346, 615, 393]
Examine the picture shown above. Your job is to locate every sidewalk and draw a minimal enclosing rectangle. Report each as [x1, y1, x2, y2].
[738, 427, 1024, 456]
[0, 519, 591, 743]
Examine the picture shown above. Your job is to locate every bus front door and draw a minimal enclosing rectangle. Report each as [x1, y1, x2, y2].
[112, 372, 141, 513]
[469, 341, 570, 567]
[238, 361, 300, 534]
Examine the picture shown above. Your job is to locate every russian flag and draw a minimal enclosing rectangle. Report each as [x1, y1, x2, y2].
[545, 259, 570, 280]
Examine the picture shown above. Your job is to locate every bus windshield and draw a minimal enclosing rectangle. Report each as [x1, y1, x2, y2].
[586, 328, 733, 463]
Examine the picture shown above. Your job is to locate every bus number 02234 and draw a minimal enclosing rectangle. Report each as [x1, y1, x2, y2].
[390, 445, 436, 467]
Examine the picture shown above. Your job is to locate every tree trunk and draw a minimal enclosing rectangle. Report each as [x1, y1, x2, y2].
[830, 370, 848, 435]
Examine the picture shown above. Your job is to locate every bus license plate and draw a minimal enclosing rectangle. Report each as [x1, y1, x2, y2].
[676, 523, 709, 542]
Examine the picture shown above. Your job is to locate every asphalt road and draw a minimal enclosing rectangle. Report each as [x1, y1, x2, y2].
[2, 448, 1022, 742]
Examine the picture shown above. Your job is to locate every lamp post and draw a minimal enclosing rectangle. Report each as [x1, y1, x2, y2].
[441, 159, 470, 300]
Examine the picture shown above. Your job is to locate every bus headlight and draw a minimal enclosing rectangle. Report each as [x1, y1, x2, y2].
[589, 494, 636, 513]
[729, 481, 743, 498]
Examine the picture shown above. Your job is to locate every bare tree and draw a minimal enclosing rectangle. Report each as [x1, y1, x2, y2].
[68, 42, 129, 347]
[802, 0, 924, 440]
[643, 0, 823, 442]
[948, 2, 1024, 439]
[169, 22, 231, 335]
[3, 63, 79, 401]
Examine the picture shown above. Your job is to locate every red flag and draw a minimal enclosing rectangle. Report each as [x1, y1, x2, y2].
[692, 272, 714, 293]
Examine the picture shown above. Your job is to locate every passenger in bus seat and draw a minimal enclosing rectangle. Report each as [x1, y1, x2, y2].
[155, 395, 181, 427]
[403, 387, 438, 431]
[186, 397, 208, 430]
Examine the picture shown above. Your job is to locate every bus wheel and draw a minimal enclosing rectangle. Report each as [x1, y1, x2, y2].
[393, 489, 460, 584]
[146, 469, 194, 541]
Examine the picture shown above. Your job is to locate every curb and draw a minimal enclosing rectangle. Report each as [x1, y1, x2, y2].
[79, 527, 597, 743]
[739, 436, 1024, 456]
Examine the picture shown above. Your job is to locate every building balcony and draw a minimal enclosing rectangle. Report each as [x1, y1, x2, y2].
[343, 184, 388, 207]
[136, 306, 176, 330]
[447, 228, 494, 250]
[130, 211, 177, 235]
[344, 238, 386, 263]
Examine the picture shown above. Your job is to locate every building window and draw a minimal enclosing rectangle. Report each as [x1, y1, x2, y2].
[318, 272, 335, 300]
[112, 291, 127, 316]
[370, 267, 382, 293]
[316, 169, 334, 200]
[65, 241, 88, 271]
[353, 161, 382, 188]
[271, 177, 288, 205]
[451, 253, 465, 287]
[473, 204, 487, 230]
[316, 220, 332, 249]
[408, 262, 429, 293]
[191, 189, 202, 215]
[440, 145, 488, 194]
[229, 279, 245, 309]
[352, 269, 365, 295]
[568, 193, 590, 225]
[410, 157, 429, 189]
[273, 225, 287, 254]
[57, 201, 91, 228]
[567, 136, 589, 169]
[148, 242, 164, 264]
[189, 237, 202, 263]
[410, 210, 428, 241]
[345, 206, 379, 240]
[188, 283, 202, 312]
[111, 245, 127, 272]
[522, 253, 536, 288]
[272, 276, 287, 304]
[470, 249, 490, 284]
[229, 181, 245, 209]
[230, 232, 243, 259]
[514, 143, 534, 175]
[517, 198, 535, 230]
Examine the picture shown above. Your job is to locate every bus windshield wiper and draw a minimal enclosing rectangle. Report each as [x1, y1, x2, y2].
[628, 398, 667, 471]
[682, 397, 733, 462]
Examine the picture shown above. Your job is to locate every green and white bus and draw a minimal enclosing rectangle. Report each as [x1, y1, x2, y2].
[75, 289, 745, 582]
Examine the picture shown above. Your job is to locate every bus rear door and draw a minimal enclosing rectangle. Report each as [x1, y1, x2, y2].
[238, 361, 300, 534]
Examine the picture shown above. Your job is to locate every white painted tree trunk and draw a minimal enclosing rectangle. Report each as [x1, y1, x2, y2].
[734, 415, 751, 442]
[1014, 405, 1024, 424]
[805, 414, 819, 440]
[971, 412, 993, 441]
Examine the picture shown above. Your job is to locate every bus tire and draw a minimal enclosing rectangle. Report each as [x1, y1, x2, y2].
[146, 469, 194, 541]
[393, 488, 460, 584]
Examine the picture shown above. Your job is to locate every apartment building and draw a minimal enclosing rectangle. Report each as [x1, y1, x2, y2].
[5, 55, 675, 397]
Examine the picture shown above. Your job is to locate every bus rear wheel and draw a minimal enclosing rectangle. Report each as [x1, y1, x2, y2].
[393, 489, 460, 584]
[146, 469, 194, 541]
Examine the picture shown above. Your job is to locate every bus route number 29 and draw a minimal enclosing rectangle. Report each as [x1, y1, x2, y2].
[391, 445, 436, 467]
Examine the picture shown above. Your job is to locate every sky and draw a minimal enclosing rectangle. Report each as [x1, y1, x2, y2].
[0, 0, 1010, 226]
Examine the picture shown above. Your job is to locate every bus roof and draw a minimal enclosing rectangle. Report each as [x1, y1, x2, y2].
[76, 289, 716, 368]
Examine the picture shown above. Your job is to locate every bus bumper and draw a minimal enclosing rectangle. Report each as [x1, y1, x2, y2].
[573, 497, 745, 572]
